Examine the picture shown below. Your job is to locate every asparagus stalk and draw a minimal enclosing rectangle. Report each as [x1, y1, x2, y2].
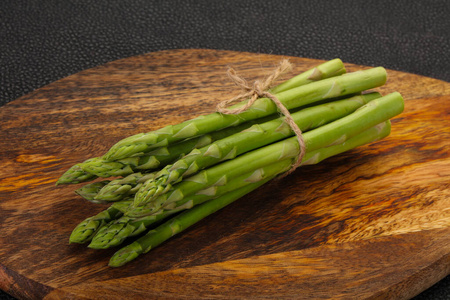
[88, 160, 292, 249]
[300, 120, 391, 165]
[269, 58, 346, 94]
[104, 61, 380, 162]
[130, 93, 381, 206]
[126, 92, 403, 217]
[56, 162, 97, 185]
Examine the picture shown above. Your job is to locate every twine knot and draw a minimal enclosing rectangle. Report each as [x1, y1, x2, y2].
[216, 60, 306, 177]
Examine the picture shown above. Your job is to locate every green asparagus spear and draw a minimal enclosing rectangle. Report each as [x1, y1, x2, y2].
[108, 120, 392, 266]
[269, 58, 346, 94]
[131, 93, 382, 207]
[127, 92, 403, 217]
[103, 60, 367, 161]
[300, 120, 391, 166]
[56, 162, 97, 185]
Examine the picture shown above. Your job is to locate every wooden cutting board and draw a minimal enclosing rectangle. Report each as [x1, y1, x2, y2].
[0, 49, 449, 300]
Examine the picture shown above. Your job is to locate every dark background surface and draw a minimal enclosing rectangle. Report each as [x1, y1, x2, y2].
[0, 0, 448, 299]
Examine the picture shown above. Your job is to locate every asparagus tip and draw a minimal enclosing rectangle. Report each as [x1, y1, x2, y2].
[56, 164, 97, 185]
[87, 239, 107, 249]
[69, 217, 103, 244]
[69, 230, 92, 244]
[109, 243, 143, 267]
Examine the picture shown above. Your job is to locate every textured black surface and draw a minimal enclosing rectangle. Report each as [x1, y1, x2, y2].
[1, 0, 449, 106]
[0, 0, 448, 299]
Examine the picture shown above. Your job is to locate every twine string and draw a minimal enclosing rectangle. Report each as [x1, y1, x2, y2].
[216, 60, 306, 176]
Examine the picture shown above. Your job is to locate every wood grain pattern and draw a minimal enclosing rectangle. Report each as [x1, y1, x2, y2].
[0, 49, 448, 299]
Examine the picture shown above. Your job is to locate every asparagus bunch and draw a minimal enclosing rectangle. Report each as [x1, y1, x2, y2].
[72, 92, 389, 245]
[109, 119, 391, 267]
[85, 92, 402, 251]
[58, 59, 404, 267]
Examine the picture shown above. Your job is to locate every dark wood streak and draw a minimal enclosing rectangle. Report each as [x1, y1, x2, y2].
[0, 49, 448, 299]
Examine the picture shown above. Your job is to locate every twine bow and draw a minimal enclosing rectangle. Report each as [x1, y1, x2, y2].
[216, 60, 306, 177]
